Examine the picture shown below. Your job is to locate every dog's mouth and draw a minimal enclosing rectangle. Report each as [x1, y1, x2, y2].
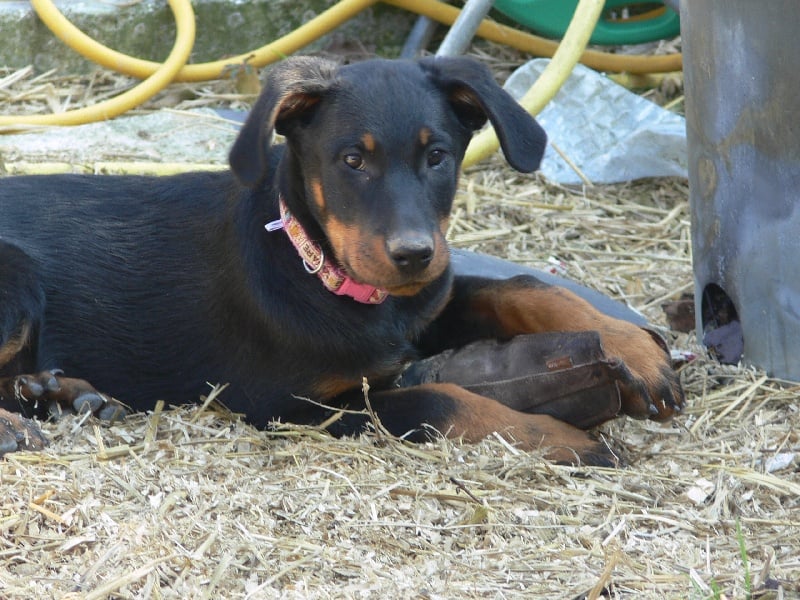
[341, 253, 450, 297]
[383, 280, 439, 297]
[324, 222, 451, 297]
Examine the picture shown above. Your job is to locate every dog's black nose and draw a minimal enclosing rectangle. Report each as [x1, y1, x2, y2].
[387, 235, 434, 274]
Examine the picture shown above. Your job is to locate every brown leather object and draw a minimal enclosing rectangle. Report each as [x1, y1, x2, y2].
[398, 332, 632, 430]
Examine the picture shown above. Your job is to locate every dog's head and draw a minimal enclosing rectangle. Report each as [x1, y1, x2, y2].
[230, 56, 546, 296]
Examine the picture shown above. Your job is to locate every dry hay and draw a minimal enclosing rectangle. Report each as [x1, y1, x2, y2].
[1, 64, 799, 600]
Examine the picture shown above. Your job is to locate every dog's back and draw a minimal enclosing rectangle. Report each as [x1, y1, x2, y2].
[1, 172, 249, 404]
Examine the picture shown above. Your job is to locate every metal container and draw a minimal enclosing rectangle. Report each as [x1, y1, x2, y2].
[682, 1, 800, 379]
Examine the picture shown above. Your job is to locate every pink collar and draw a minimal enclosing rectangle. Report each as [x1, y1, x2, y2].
[265, 197, 388, 304]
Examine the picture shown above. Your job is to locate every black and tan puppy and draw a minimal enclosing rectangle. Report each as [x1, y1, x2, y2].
[0, 56, 683, 463]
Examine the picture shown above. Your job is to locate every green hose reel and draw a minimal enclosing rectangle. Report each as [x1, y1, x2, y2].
[493, 0, 679, 45]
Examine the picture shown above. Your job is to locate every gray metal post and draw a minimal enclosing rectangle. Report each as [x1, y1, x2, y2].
[683, 1, 800, 379]
[436, 0, 495, 56]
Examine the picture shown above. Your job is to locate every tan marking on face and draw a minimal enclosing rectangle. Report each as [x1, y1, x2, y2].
[439, 216, 450, 238]
[381, 229, 450, 295]
[383, 281, 430, 297]
[349, 229, 450, 293]
[322, 213, 451, 292]
[310, 178, 326, 215]
[361, 132, 376, 153]
[322, 214, 359, 268]
[426, 229, 451, 282]
[419, 127, 431, 146]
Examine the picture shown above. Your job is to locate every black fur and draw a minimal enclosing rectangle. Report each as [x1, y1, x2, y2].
[0, 57, 681, 464]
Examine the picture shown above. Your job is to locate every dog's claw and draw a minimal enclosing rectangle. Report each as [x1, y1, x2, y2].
[20, 376, 44, 398]
[44, 372, 60, 391]
[604, 327, 685, 422]
[97, 402, 127, 422]
[73, 392, 107, 415]
[0, 371, 128, 454]
[2, 371, 128, 426]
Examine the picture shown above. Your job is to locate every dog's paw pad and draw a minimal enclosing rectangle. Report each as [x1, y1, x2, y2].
[97, 401, 128, 422]
[73, 392, 107, 415]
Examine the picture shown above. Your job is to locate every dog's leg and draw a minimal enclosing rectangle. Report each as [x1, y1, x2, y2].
[0, 242, 43, 369]
[0, 242, 127, 455]
[324, 383, 616, 466]
[0, 241, 50, 454]
[0, 369, 129, 456]
[425, 275, 684, 421]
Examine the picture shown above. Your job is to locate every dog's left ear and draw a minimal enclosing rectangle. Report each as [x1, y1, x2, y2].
[230, 57, 339, 188]
[419, 56, 547, 173]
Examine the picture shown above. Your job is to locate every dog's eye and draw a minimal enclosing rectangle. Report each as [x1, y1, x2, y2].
[343, 153, 365, 170]
[427, 149, 446, 167]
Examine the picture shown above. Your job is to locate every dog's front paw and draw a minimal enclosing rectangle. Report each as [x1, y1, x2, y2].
[0, 408, 48, 456]
[600, 324, 684, 421]
[3, 371, 128, 422]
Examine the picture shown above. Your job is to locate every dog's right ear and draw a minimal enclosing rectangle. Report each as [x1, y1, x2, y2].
[419, 56, 546, 174]
[229, 57, 339, 188]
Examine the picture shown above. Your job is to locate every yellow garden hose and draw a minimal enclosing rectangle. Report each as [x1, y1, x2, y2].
[25, 0, 680, 85]
[0, 0, 681, 168]
[0, 0, 195, 129]
[30, 0, 378, 83]
[463, 0, 603, 168]
[36, 0, 681, 81]
[385, 0, 681, 74]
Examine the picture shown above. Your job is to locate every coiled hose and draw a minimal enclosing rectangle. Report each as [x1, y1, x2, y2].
[1, 0, 680, 169]
[0, 0, 195, 129]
